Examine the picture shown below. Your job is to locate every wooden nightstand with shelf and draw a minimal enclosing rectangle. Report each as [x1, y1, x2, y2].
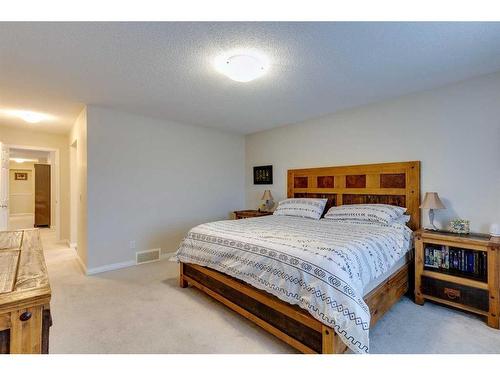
[233, 210, 273, 220]
[415, 229, 500, 328]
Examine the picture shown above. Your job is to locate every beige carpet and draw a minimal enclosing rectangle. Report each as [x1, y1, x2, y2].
[41, 230, 500, 354]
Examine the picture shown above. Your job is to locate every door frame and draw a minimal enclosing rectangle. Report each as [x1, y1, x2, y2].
[0, 142, 8, 231]
[69, 140, 77, 249]
[5, 144, 61, 241]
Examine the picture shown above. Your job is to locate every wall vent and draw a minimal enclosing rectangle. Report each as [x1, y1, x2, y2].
[136, 248, 161, 265]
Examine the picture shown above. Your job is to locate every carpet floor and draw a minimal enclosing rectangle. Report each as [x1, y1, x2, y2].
[41, 230, 500, 354]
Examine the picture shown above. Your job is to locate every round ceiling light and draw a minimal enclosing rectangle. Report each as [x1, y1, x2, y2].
[3, 109, 52, 124]
[214, 51, 269, 83]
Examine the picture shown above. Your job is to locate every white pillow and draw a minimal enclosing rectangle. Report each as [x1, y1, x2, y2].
[323, 215, 411, 226]
[273, 198, 328, 220]
[324, 204, 406, 224]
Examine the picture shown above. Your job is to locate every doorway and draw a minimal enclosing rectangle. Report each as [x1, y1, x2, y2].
[4, 145, 61, 240]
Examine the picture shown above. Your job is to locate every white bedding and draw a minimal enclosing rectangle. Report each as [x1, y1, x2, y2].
[173, 215, 412, 353]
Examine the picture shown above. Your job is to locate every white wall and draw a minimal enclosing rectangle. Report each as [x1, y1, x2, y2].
[246, 72, 500, 233]
[9, 161, 35, 215]
[86, 106, 245, 270]
[69, 108, 88, 268]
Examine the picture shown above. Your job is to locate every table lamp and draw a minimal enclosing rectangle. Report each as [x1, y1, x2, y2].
[260, 190, 274, 212]
[420, 192, 446, 230]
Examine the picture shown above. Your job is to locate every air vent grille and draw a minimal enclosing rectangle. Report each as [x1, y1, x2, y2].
[136, 248, 161, 264]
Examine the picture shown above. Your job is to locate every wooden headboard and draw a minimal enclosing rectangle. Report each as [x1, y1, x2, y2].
[287, 161, 421, 230]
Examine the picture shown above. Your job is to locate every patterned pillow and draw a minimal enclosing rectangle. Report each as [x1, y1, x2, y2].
[324, 204, 406, 224]
[273, 198, 328, 220]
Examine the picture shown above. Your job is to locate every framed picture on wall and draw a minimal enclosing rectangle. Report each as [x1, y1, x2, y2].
[253, 165, 273, 185]
[14, 172, 28, 181]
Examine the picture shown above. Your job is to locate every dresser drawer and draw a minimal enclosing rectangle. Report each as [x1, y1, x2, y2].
[421, 276, 489, 312]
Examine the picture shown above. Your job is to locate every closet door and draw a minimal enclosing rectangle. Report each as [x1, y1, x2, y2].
[34, 164, 51, 227]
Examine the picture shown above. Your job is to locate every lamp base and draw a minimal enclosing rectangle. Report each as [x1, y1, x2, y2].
[427, 209, 440, 231]
[263, 200, 274, 212]
[259, 200, 274, 212]
[423, 227, 443, 232]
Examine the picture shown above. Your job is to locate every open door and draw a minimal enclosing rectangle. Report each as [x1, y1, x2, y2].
[0, 142, 8, 231]
[34, 164, 51, 227]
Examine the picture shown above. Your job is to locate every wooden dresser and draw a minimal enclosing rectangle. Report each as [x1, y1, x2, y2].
[0, 229, 52, 354]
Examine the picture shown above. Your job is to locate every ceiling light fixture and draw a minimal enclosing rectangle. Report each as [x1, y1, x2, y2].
[214, 50, 269, 83]
[10, 158, 39, 164]
[3, 110, 52, 124]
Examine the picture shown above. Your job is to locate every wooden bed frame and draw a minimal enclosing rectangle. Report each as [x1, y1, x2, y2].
[179, 161, 421, 353]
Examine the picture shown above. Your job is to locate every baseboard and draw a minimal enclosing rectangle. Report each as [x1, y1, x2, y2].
[83, 251, 175, 276]
[86, 260, 136, 276]
[9, 213, 34, 217]
[73, 249, 87, 275]
[67, 241, 77, 249]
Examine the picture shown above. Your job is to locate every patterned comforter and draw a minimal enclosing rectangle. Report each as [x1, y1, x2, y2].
[173, 215, 412, 353]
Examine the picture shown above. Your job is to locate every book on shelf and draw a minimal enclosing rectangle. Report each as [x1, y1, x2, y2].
[424, 245, 487, 279]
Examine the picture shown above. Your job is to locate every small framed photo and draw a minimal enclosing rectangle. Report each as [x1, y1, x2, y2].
[15, 172, 28, 181]
[253, 165, 273, 185]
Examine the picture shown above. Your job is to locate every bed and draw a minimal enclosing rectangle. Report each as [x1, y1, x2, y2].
[174, 161, 420, 354]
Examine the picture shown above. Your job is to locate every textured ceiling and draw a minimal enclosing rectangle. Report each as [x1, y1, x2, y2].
[1, 22, 500, 134]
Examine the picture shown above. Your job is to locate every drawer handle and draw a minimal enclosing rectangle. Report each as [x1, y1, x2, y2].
[444, 288, 461, 300]
[19, 311, 32, 321]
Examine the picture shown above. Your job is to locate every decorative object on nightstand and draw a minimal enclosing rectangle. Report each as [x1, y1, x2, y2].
[233, 210, 273, 220]
[420, 192, 445, 230]
[490, 223, 500, 237]
[414, 229, 500, 329]
[259, 190, 274, 212]
[449, 218, 470, 234]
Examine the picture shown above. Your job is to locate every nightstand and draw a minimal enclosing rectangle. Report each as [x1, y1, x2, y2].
[415, 229, 500, 328]
[233, 210, 273, 220]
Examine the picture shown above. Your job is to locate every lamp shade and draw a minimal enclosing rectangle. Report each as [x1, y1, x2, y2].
[420, 192, 445, 209]
[261, 190, 273, 201]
